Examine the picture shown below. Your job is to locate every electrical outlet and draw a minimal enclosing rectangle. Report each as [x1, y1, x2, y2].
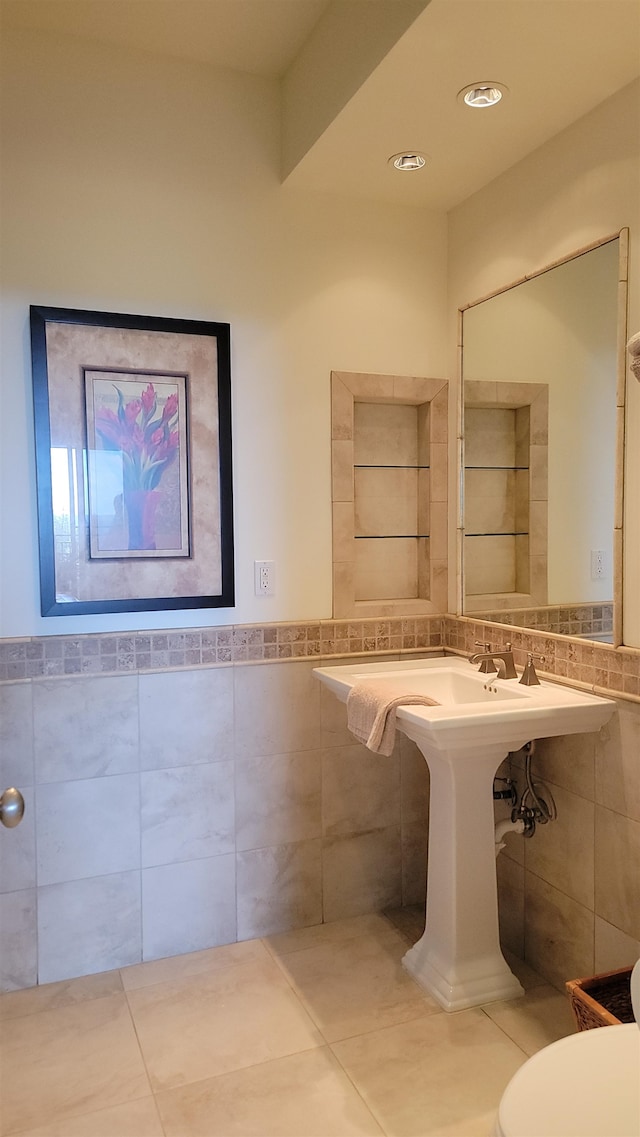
[590, 549, 606, 581]
[254, 560, 275, 596]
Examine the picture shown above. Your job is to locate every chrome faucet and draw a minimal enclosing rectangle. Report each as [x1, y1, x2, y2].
[469, 641, 518, 679]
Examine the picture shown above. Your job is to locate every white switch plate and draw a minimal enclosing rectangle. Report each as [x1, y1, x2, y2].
[254, 560, 275, 596]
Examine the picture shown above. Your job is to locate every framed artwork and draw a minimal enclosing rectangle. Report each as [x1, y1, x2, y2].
[30, 306, 234, 615]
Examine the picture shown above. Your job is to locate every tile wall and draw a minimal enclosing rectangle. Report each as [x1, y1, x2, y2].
[495, 718, 640, 988]
[0, 618, 439, 991]
[1, 614, 638, 993]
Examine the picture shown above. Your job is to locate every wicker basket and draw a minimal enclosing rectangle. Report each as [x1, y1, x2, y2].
[566, 966, 634, 1030]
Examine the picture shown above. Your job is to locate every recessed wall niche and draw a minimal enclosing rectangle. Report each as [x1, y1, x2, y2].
[331, 371, 448, 618]
[463, 380, 548, 611]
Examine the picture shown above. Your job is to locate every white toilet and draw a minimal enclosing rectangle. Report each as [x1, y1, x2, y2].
[493, 961, 640, 1137]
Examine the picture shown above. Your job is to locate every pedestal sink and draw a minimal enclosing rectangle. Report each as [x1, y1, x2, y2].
[313, 655, 615, 1012]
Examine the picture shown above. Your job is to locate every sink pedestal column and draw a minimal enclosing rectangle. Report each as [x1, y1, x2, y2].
[402, 736, 525, 1011]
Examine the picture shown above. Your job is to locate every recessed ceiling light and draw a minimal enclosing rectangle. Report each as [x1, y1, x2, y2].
[388, 152, 427, 171]
[458, 82, 508, 108]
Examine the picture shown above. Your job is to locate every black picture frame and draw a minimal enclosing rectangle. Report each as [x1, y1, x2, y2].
[30, 305, 234, 616]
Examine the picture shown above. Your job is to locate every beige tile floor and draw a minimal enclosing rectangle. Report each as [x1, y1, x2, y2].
[0, 908, 577, 1137]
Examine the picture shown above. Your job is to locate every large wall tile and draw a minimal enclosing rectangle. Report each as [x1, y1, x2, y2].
[595, 806, 640, 940]
[355, 536, 418, 601]
[236, 751, 322, 852]
[401, 819, 428, 907]
[322, 744, 400, 838]
[319, 680, 353, 748]
[354, 402, 419, 466]
[36, 775, 140, 885]
[524, 871, 594, 990]
[465, 534, 516, 595]
[142, 855, 236, 961]
[0, 681, 33, 787]
[355, 466, 418, 537]
[594, 916, 640, 972]
[38, 871, 141, 983]
[323, 826, 402, 922]
[139, 667, 233, 770]
[465, 407, 517, 467]
[524, 785, 594, 908]
[33, 676, 139, 783]
[400, 740, 430, 825]
[532, 733, 596, 800]
[0, 785, 35, 893]
[0, 889, 37, 991]
[497, 854, 524, 958]
[595, 701, 640, 822]
[141, 762, 234, 868]
[318, 655, 402, 749]
[237, 840, 322, 940]
[234, 662, 322, 761]
[494, 757, 526, 866]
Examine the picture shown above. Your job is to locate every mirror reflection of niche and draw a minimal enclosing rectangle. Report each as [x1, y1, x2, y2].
[464, 385, 548, 609]
[462, 238, 619, 640]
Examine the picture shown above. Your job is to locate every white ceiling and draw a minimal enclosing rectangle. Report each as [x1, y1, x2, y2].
[2, 0, 639, 211]
[285, 0, 640, 209]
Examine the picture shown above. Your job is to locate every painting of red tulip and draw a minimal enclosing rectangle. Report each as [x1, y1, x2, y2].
[29, 305, 234, 615]
[85, 370, 190, 558]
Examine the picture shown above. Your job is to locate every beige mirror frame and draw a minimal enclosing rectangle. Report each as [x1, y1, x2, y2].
[456, 229, 629, 647]
[331, 371, 448, 619]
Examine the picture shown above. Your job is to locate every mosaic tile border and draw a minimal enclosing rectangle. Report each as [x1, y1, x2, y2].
[466, 602, 614, 639]
[0, 615, 638, 703]
[0, 618, 444, 680]
[446, 616, 640, 702]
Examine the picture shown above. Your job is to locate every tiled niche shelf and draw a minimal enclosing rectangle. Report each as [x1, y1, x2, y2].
[331, 371, 448, 618]
[463, 380, 548, 612]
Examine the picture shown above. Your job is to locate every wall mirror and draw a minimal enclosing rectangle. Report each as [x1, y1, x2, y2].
[459, 231, 628, 645]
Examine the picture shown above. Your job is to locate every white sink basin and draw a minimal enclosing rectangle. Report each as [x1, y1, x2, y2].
[314, 655, 615, 1012]
[314, 655, 615, 754]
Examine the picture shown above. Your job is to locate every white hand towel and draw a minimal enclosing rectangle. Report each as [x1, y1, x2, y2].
[346, 680, 440, 757]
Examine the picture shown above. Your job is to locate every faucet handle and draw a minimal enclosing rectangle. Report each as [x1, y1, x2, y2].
[474, 641, 492, 652]
[519, 652, 545, 686]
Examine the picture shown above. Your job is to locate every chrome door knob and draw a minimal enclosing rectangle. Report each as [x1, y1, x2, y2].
[0, 787, 25, 828]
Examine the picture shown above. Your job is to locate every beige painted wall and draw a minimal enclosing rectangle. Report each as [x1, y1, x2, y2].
[448, 79, 640, 646]
[0, 27, 448, 638]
